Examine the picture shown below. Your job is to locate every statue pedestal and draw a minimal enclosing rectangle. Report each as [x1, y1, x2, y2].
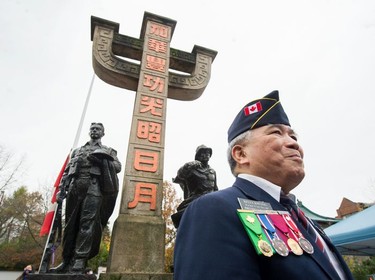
[28, 274, 97, 280]
[28, 272, 173, 280]
[99, 273, 173, 280]
[107, 214, 166, 273]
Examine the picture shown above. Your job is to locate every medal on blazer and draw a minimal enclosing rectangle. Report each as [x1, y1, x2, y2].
[245, 215, 273, 257]
[258, 239, 273, 257]
[283, 214, 314, 255]
[287, 238, 303, 256]
[257, 214, 289, 257]
[269, 213, 303, 255]
[237, 211, 274, 257]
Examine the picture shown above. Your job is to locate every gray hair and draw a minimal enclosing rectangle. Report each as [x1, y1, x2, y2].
[227, 130, 252, 176]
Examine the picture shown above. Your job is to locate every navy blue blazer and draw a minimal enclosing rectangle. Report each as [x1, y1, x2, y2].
[173, 177, 353, 280]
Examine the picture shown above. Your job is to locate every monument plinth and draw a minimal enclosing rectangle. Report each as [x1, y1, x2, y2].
[91, 12, 217, 279]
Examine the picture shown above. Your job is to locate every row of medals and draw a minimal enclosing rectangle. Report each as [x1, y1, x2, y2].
[246, 212, 314, 257]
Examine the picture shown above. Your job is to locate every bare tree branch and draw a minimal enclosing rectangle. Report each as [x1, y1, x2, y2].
[0, 145, 26, 192]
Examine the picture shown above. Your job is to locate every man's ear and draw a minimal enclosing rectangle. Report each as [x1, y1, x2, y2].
[232, 145, 248, 165]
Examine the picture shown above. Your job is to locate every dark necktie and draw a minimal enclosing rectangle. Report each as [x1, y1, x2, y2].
[279, 193, 326, 255]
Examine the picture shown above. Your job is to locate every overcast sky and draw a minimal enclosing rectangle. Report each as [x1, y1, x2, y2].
[1, 0, 375, 219]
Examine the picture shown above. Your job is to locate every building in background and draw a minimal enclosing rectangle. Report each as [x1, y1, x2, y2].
[336, 197, 374, 219]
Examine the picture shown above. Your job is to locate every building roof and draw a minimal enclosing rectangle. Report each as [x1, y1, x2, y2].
[336, 197, 374, 218]
[297, 200, 341, 223]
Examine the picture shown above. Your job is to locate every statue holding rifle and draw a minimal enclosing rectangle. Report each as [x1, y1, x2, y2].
[50, 122, 121, 274]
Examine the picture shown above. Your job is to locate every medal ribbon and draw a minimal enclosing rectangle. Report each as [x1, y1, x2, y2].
[257, 214, 274, 243]
[282, 213, 304, 239]
[268, 214, 288, 235]
[269, 213, 298, 241]
[259, 214, 290, 257]
[237, 211, 274, 256]
[244, 213, 263, 236]
[258, 214, 287, 244]
[261, 214, 286, 241]
[257, 214, 275, 234]
[257, 214, 284, 241]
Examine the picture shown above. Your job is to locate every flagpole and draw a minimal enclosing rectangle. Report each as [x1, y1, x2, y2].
[73, 73, 95, 149]
[38, 201, 60, 273]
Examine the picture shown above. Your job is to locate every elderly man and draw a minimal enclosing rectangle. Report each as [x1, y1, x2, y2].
[173, 91, 353, 279]
[51, 122, 121, 274]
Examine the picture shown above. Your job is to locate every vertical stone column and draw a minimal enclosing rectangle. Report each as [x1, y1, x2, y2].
[106, 17, 175, 276]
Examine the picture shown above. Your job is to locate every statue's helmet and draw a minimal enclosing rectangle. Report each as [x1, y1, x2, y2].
[195, 145, 213, 160]
[91, 148, 114, 161]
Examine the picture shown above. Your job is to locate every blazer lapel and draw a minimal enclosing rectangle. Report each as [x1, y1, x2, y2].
[317, 225, 354, 280]
[296, 222, 341, 279]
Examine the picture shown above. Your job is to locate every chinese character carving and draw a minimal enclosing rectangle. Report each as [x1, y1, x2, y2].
[143, 74, 165, 93]
[140, 96, 163, 117]
[146, 55, 166, 72]
[137, 121, 162, 143]
[150, 23, 168, 38]
[128, 182, 157, 210]
[134, 150, 159, 172]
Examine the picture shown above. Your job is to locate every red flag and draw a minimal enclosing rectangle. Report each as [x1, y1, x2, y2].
[244, 101, 263, 116]
[39, 154, 70, 237]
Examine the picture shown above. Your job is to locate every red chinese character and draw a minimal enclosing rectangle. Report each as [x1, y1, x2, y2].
[137, 121, 162, 143]
[148, 39, 167, 54]
[150, 23, 168, 38]
[143, 74, 165, 93]
[146, 55, 166, 72]
[134, 150, 159, 172]
[128, 182, 156, 210]
[140, 96, 163, 117]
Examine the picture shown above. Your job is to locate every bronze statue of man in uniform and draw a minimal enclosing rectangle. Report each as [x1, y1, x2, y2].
[172, 145, 218, 228]
[51, 122, 121, 274]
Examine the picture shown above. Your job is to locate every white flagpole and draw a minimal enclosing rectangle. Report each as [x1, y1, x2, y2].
[72, 73, 95, 149]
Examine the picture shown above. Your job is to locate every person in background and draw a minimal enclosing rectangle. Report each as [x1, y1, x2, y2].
[85, 267, 94, 275]
[173, 90, 354, 280]
[17, 264, 33, 280]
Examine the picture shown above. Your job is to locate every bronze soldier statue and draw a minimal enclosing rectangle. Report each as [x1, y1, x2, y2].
[172, 145, 218, 228]
[51, 122, 121, 274]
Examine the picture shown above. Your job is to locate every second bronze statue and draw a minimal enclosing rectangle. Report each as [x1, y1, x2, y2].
[172, 145, 218, 228]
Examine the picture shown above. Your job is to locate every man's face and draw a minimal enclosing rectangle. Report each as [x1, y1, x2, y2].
[89, 124, 104, 140]
[235, 124, 305, 193]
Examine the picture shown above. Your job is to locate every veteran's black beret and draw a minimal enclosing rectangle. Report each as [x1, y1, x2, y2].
[227, 90, 290, 143]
